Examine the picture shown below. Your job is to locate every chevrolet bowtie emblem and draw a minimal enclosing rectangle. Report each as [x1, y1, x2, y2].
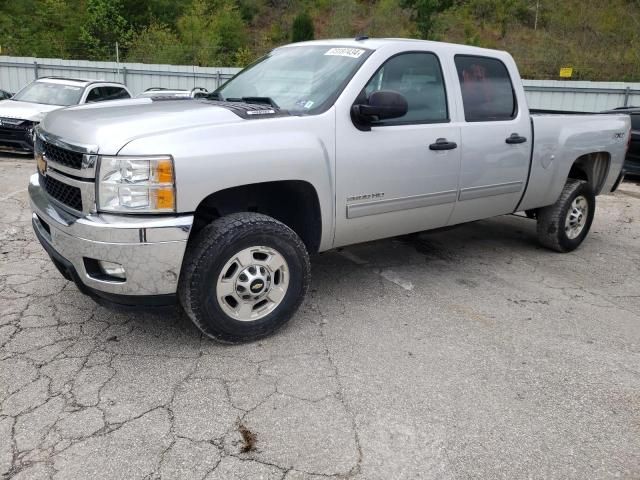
[36, 152, 47, 176]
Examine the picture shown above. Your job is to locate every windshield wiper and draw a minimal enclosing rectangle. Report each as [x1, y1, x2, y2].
[225, 96, 279, 109]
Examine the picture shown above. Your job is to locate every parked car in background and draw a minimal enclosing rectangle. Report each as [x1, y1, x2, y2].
[605, 106, 640, 176]
[136, 87, 209, 99]
[0, 77, 131, 154]
[0, 89, 12, 100]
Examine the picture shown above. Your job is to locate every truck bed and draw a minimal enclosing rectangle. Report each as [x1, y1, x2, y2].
[517, 112, 628, 211]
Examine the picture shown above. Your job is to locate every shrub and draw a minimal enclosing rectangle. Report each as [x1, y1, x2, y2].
[291, 12, 314, 42]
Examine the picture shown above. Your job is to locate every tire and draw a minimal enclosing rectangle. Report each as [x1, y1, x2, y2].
[536, 179, 595, 252]
[179, 212, 310, 343]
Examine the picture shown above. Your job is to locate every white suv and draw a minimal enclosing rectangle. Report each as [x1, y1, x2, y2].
[0, 77, 131, 154]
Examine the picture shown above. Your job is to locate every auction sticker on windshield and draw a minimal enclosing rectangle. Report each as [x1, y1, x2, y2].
[324, 48, 365, 58]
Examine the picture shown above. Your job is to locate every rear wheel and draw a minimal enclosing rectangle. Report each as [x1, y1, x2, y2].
[536, 179, 595, 252]
[179, 212, 310, 343]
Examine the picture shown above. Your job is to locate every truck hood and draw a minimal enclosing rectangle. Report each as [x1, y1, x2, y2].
[40, 99, 247, 154]
[0, 100, 61, 122]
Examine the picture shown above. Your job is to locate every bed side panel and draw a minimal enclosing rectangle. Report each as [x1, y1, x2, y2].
[518, 114, 628, 211]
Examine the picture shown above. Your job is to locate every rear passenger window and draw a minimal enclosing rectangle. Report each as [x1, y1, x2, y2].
[361, 52, 448, 125]
[455, 55, 517, 122]
[86, 86, 130, 103]
[103, 87, 130, 100]
[85, 87, 105, 103]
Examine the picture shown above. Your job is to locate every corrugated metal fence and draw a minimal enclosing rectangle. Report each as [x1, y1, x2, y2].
[2, 55, 640, 111]
[0, 56, 241, 96]
[524, 80, 640, 111]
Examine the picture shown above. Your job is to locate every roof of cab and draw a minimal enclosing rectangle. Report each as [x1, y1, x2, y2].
[280, 37, 509, 57]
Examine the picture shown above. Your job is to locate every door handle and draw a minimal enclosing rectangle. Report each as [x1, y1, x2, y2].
[506, 133, 527, 144]
[429, 138, 458, 151]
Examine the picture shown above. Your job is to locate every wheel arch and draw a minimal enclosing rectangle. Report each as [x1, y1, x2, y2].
[568, 152, 611, 194]
[190, 180, 323, 254]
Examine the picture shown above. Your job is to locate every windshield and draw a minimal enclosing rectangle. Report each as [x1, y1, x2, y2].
[215, 45, 371, 114]
[13, 81, 84, 106]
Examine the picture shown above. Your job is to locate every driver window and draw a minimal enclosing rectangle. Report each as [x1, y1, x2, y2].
[362, 52, 448, 125]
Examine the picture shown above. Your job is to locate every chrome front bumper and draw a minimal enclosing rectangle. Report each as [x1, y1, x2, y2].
[28, 173, 193, 303]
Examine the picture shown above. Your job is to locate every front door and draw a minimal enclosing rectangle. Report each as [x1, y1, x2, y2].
[334, 51, 461, 247]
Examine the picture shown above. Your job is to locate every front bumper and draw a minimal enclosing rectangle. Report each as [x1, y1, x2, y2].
[28, 173, 193, 306]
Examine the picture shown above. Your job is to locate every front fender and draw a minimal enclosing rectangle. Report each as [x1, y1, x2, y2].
[118, 112, 336, 251]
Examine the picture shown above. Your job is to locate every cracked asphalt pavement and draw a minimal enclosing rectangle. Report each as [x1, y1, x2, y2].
[1, 156, 639, 479]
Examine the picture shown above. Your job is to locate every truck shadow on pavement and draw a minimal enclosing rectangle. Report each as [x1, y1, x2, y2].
[87, 214, 543, 345]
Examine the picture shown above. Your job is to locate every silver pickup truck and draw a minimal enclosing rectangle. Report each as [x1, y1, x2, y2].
[28, 38, 629, 342]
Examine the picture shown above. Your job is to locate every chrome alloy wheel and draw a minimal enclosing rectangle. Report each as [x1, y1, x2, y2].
[565, 195, 589, 239]
[216, 246, 289, 321]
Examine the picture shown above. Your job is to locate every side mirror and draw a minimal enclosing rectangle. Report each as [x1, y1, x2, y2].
[351, 90, 408, 131]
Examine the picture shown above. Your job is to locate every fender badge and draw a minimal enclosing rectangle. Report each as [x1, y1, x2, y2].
[347, 192, 385, 202]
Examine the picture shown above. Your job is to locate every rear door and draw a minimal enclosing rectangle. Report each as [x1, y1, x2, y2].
[448, 54, 532, 224]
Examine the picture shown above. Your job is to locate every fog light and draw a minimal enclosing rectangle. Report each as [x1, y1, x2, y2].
[98, 261, 126, 280]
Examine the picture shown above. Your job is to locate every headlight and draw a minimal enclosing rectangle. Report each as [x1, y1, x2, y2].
[97, 155, 176, 213]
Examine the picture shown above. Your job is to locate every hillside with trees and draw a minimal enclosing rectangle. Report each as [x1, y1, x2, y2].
[0, 0, 638, 81]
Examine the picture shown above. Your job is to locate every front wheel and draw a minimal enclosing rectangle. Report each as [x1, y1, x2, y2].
[536, 179, 595, 252]
[179, 212, 310, 343]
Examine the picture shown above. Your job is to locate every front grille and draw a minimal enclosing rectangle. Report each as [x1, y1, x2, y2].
[41, 140, 84, 170]
[0, 127, 28, 139]
[40, 173, 83, 211]
[0, 121, 33, 149]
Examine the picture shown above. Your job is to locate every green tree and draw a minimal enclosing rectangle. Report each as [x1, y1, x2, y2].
[234, 46, 256, 67]
[176, 0, 247, 66]
[369, 0, 415, 38]
[291, 12, 315, 42]
[0, 0, 86, 58]
[177, 0, 215, 65]
[401, 0, 453, 38]
[210, 3, 248, 65]
[461, 0, 531, 38]
[127, 21, 185, 64]
[120, 0, 189, 30]
[80, 0, 132, 60]
[327, 0, 361, 38]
